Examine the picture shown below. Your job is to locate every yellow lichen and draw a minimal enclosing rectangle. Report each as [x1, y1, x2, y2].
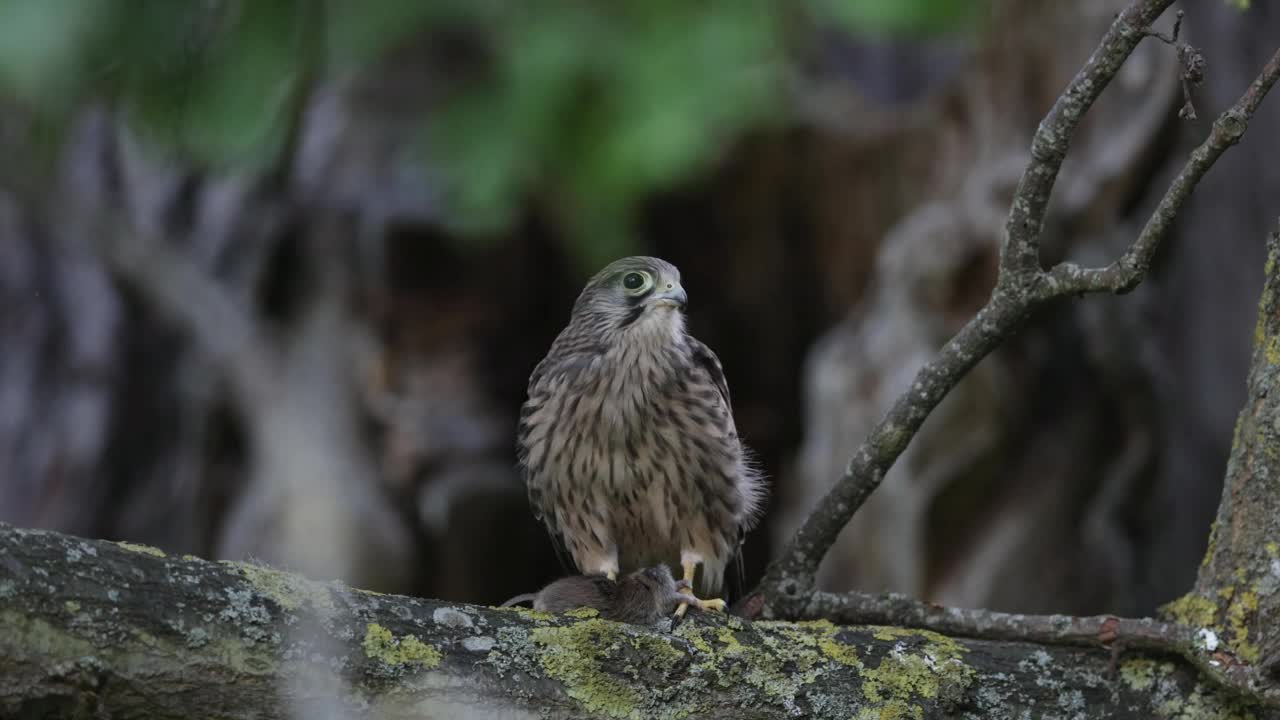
[531, 618, 652, 718]
[1118, 658, 1160, 691]
[869, 626, 968, 664]
[715, 626, 745, 656]
[1265, 335, 1280, 367]
[63, 600, 80, 614]
[859, 626, 974, 720]
[115, 541, 166, 558]
[1161, 593, 1218, 628]
[1158, 682, 1259, 720]
[1226, 590, 1261, 663]
[233, 562, 334, 616]
[565, 607, 601, 619]
[744, 622, 826, 707]
[1162, 588, 1262, 664]
[362, 623, 442, 668]
[789, 619, 861, 668]
[681, 625, 714, 657]
[1201, 521, 1220, 570]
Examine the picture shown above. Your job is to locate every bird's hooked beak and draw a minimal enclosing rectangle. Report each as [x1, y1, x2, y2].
[650, 281, 688, 310]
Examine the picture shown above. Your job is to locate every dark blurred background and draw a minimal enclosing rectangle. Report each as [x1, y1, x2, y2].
[0, 0, 1274, 618]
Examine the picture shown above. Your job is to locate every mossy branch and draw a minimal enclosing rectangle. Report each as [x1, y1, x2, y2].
[1171, 225, 1280, 676]
[1, 522, 1274, 719]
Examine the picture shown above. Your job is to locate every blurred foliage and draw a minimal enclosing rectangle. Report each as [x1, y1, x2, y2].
[810, 0, 983, 38]
[423, 1, 787, 269]
[0, 0, 978, 270]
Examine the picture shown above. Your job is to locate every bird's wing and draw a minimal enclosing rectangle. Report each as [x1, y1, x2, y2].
[687, 336, 733, 414]
[689, 335, 764, 596]
[519, 351, 599, 570]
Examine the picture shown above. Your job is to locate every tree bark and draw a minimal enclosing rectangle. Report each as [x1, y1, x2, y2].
[0, 522, 1273, 719]
[1162, 227, 1280, 670]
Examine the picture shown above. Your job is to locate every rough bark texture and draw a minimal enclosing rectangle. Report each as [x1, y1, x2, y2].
[1161, 229, 1280, 670]
[0, 523, 1272, 720]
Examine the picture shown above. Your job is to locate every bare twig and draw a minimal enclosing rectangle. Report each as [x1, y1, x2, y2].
[761, 0, 1176, 610]
[1043, 46, 1280, 295]
[1141, 10, 1205, 119]
[1177, 43, 1207, 120]
[1141, 8, 1184, 45]
[791, 590, 1278, 705]
[758, 0, 1280, 629]
[999, 0, 1177, 276]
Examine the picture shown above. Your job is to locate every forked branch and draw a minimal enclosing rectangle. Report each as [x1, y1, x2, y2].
[758, 0, 1280, 627]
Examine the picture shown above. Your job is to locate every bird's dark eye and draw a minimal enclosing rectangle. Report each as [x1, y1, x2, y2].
[621, 271, 651, 293]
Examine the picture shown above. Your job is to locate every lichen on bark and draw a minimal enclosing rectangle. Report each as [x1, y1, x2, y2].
[1163, 229, 1280, 669]
[6, 521, 1274, 718]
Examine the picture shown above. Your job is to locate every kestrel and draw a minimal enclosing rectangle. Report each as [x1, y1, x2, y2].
[517, 256, 764, 612]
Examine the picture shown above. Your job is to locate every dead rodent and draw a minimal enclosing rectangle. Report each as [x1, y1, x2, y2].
[501, 565, 699, 625]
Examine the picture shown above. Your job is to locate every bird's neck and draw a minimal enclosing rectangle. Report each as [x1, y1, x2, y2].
[608, 310, 686, 364]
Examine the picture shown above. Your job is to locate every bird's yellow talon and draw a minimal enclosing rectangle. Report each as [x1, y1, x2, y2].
[670, 558, 725, 615]
[673, 595, 725, 617]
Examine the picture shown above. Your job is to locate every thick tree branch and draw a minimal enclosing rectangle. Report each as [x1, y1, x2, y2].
[1169, 225, 1280, 674]
[2, 523, 1274, 719]
[759, 1, 1280, 619]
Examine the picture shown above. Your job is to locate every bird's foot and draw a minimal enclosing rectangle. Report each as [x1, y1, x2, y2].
[675, 594, 727, 617]
[674, 591, 727, 617]
[673, 557, 726, 616]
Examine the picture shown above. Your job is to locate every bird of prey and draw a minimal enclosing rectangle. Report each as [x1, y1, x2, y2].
[517, 256, 764, 613]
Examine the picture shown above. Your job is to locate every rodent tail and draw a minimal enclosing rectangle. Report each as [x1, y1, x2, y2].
[500, 593, 538, 608]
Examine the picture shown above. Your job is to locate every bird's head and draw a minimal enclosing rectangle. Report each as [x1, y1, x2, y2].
[570, 256, 688, 338]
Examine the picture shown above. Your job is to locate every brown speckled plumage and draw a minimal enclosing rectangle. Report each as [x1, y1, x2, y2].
[517, 256, 764, 595]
